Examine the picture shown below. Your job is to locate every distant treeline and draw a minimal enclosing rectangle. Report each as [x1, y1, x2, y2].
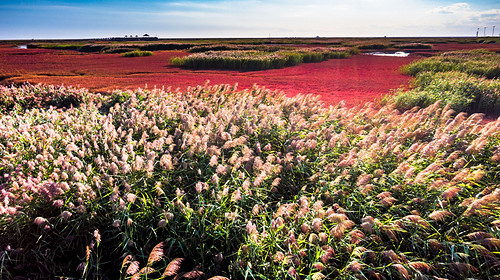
[27, 43, 196, 53]
[107, 37, 159, 41]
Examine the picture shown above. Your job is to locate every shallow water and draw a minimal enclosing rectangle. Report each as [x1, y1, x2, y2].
[16, 45, 28, 49]
[366, 51, 410, 57]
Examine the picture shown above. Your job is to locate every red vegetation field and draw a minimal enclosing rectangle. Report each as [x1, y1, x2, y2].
[0, 45, 416, 106]
[1, 41, 499, 106]
[429, 42, 500, 52]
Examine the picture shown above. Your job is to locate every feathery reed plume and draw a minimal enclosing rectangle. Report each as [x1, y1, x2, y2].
[274, 203, 296, 219]
[382, 250, 400, 264]
[428, 210, 453, 221]
[273, 252, 285, 263]
[320, 246, 335, 264]
[34, 217, 48, 228]
[252, 204, 263, 216]
[330, 220, 355, 240]
[408, 261, 431, 273]
[162, 258, 185, 277]
[464, 188, 500, 216]
[349, 229, 365, 244]
[441, 186, 461, 200]
[311, 272, 326, 280]
[391, 263, 409, 280]
[448, 262, 478, 275]
[312, 218, 323, 233]
[403, 214, 428, 228]
[361, 216, 375, 234]
[380, 196, 398, 207]
[427, 239, 444, 253]
[182, 268, 204, 279]
[122, 254, 133, 270]
[126, 261, 140, 275]
[60, 211, 72, 220]
[476, 238, 500, 250]
[346, 260, 364, 272]
[466, 231, 493, 240]
[362, 250, 377, 264]
[147, 242, 164, 266]
[132, 267, 155, 280]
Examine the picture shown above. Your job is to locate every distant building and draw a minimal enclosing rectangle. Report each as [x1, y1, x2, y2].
[107, 35, 159, 41]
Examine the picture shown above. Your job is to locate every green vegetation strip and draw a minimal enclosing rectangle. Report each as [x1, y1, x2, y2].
[389, 50, 500, 114]
[171, 48, 354, 70]
[121, 50, 154, 57]
[402, 49, 500, 79]
[0, 83, 499, 279]
[27, 42, 196, 53]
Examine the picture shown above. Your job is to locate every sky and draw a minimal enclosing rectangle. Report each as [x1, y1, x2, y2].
[0, 0, 499, 39]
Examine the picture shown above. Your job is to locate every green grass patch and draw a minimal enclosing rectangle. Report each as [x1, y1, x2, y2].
[394, 43, 433, 49]
[389, 50, 500, 114]
[357, 43, 389, 50]
[27, 43, 85, 51]
[187, 44, 282, 53]
[401, 49, 500, 79]
[171, 48, 353, 70]
[389, 71, 500, 113]
[121, 50, 154, 57]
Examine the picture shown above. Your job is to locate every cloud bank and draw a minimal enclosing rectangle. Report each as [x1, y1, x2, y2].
[0, 0, 498, 39]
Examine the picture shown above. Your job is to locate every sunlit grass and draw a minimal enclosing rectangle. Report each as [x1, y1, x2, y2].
[401, 49, 500, 79]
[389, 71, 500, 113]
[171, 48, 353, 70]
[389, 50, 500, 114]
[121, 50, 154, 57]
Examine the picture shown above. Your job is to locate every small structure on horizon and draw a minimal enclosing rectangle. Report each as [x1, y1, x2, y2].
[106, 34, 159, 41]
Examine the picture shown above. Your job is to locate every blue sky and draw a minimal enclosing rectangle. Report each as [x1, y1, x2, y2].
[0, 0, 499, 39]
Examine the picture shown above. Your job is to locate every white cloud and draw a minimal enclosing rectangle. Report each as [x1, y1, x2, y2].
[150, 0, 439, 37]
[430, 3, 471, 14]
[2, 0, 499, 38]
[426, 2, 500, 32]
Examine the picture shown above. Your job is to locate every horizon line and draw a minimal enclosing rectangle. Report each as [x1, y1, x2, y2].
[2, 35, 497, 41]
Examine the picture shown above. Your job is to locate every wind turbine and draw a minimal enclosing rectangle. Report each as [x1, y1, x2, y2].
[484, 27, 487, 37]
[493, 26, 496, 37]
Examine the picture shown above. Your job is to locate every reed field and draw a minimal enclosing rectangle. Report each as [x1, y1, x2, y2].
[0, 82, 499, 279]
[121, 51, 154, 57]
[401, 49, 500, 79]
[389, 50, 500, 115]
[170, 48, 354, 71]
